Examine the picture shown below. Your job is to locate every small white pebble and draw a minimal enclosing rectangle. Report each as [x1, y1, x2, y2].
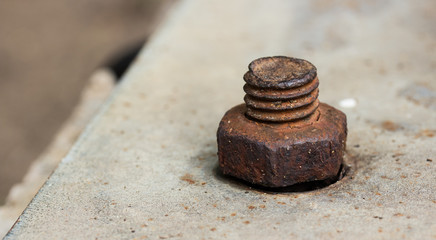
[339, 98, 357, 108]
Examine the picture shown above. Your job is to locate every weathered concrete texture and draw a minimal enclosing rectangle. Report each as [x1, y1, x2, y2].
[0, 70, 115, 238]
[5, 0, 436, 239]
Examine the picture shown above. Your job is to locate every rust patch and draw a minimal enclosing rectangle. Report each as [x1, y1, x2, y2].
[392, 153, 405, 158]
[381, 120, 401, 131]
[414, 129, 435, 138]
[180, 173, 196, 184]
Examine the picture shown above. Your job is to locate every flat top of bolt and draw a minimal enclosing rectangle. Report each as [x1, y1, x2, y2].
[245, 56, 317, 89]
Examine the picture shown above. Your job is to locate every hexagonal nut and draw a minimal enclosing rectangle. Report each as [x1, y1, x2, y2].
[217, 103, 347, 188]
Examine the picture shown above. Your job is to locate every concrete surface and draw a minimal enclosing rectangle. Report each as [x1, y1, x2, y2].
[0, 69, 115, 237]
[5, 0, 436, 239]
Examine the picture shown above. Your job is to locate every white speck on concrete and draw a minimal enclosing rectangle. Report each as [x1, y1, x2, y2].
[339, 98, 357, 108]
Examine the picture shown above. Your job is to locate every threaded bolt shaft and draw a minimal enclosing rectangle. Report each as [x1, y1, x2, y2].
[243, 56, 320, 122]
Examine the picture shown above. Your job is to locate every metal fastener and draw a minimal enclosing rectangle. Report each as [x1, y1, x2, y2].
[217, 56, 347, 188]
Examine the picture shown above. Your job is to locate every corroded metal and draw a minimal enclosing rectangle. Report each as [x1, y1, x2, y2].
[217, 56, 347, 188]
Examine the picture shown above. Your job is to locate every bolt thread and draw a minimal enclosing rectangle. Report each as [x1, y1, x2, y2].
[243, 56, 320, 122]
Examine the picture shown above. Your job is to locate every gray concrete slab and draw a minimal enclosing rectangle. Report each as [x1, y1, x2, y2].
[5, 0, 435, 239]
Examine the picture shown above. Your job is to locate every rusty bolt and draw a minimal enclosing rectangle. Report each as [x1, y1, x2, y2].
[217, 56, 347, 188]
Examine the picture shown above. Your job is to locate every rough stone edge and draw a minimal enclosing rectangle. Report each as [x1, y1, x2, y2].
[0, 69, 115, 238]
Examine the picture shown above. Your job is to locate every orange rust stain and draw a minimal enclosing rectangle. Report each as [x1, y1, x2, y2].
[248, 205, 256, 210]
[231, 213, 236, 216]
[260, 204, 266, 209]
[392, 153, 405, 158]
[381, 120, 400, 131]
[393, 213, 404, 217]
[180, 173, 196, 184]
[414, 129, 435, 138]
[243, 221, 250, 224]
[210, 228, 216, 231]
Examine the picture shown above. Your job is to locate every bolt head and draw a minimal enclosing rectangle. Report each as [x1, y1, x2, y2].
[217, 103, 347, 187]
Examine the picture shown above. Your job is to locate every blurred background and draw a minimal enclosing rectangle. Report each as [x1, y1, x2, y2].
[0, 0, 174, 205]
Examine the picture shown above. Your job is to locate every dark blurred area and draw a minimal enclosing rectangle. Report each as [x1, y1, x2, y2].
[0, 0, 173, 204]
